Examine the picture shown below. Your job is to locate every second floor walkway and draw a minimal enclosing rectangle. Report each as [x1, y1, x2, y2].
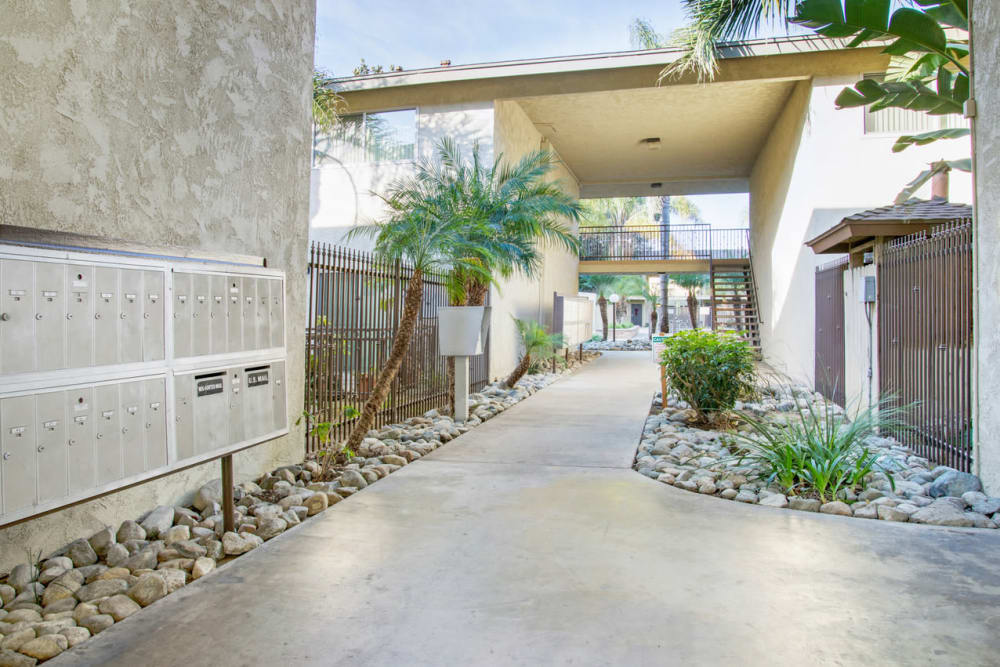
[579, 224, 750, 273]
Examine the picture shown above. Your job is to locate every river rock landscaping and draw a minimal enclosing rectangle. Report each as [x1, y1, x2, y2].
[0, 352, 600, 665]
[635, 383, 998, 529]
[584, 337, 651, 351]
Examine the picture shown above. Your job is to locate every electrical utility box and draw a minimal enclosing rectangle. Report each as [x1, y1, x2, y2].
[0, 229, 288, 525]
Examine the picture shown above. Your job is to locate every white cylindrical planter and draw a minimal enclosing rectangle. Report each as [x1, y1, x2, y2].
[438, 306, 491, 356]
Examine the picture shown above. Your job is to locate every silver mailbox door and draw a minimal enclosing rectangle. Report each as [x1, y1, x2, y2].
[94, 385, 121, 485]
[143, 379, 167, 470]
[67, 388, 95, 495]
[228, 369, 245, 445]
[173, 374, 194, 461]
[119, 381, 144, 476]
[241, 277, 257, 351]
[94, 267, 118, 366]
[1, 396, 36, 513]
[119, 270, 143, 364]
[191, 273, 210, 357]
[36, 391, 67, 504]
[143, 271, 164, 362]
[193, 372, 228, 455]
[35, 262, 66, 372]
[255, 278, 269, 350]
[243, 365, 272, 441]
[66, 266, 94, 369]
[272, 361, 287, 433]
[1, 259, 35, 374]
[226, 277, 242, 353]
[269, 278, 284, 349]
[173, 272, 192, 359]
[211, 274, 229, 355]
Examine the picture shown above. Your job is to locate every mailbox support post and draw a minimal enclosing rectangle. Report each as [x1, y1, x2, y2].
[221, 454, 235, 533]
[454, 355, 469, 423]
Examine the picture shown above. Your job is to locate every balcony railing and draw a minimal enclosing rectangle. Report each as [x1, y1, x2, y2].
[579, 225, 750, 262]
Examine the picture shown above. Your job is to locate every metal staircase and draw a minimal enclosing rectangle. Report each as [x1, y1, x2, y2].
[710, 262, 762, 354]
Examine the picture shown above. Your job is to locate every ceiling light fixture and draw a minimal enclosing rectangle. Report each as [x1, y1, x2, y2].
[639, 137, 662, 151]
[651, 182, 663, 189]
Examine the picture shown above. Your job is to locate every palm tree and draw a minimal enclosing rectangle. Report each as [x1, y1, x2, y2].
[579, 274, 617, 340]
[505, 319, 566, 387]
[340, 157, 488, 470]
[429, 139, 581, 413]
[672, 274, 709, 329]
[312, 70, 344, 133]
[661, 1, 795, 81]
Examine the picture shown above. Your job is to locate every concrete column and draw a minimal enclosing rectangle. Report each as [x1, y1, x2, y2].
[454, 356, 470, 423]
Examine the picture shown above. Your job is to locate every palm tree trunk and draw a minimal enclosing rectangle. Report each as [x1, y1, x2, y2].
[650, 308, 657, 332]
[504, 353, 532, 388]
[658, 274, 670, 333]
[338, 269, 424, 475]
[687, 290, 699, 329]
[597, 296, 609, 340]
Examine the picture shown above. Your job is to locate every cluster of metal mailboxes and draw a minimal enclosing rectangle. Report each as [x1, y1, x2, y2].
[0, 242, 288, 525]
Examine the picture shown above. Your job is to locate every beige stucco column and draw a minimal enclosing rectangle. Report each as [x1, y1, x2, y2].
[972, 0, 1000, 491]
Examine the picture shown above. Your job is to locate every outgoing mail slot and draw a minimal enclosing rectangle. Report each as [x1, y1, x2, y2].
[173, 272, 192, 358]
[36, 391, 67, 503]
[142, 271, 165, 362]
[66, 266, 94, 368]
[94, 267, 118, 366]
[94, 384, 121, 485]
[1, 259, 35, 374]
[243, 365, 273, 441]
[1, 396, 36, 513]
[35, 262, 66, 372]
[194, 371, 228, 455]
[67, 389, 95, 494]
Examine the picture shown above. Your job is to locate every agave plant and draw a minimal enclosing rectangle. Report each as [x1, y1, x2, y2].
[505, 318, 566, 388]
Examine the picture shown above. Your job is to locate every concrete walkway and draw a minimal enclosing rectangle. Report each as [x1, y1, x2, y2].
[56, 353, 1000, 666]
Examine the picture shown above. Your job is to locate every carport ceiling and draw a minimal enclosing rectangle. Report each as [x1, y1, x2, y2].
[514, 78, 799, 197]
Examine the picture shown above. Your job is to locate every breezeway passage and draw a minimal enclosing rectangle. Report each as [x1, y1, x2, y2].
[54, 353, 1000, 666]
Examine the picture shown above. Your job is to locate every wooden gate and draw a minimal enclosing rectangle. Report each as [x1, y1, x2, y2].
[815, 258, 848, 406]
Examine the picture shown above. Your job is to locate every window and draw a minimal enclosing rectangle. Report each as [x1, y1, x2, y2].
[862, 74, 967, 135]
[313, 109, 417, 166]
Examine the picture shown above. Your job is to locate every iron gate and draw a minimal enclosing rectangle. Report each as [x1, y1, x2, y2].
[815, 257, 848, 406]
[878, 219, 973, 472]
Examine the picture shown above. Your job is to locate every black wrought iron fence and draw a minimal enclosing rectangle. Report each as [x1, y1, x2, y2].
[578, 225, 749, 261]
[305, 242, 489, 452]
[878, 219, 973, 472]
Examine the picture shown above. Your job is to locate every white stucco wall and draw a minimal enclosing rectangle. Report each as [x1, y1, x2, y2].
[0, 2, 314, 571]
[490, 100, 580, 378]
[309, 102, 495, 247]
[972, 0, 1000, 492]
[843, 262, 879, 415]
[750, 76, 972, 387]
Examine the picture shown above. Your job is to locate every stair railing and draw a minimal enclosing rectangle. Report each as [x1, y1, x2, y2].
[745, 229, 764, 326]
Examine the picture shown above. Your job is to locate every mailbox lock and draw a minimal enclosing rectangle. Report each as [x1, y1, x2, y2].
[96, 433, 103, 440]
[0, 313, 8, 321]
[2, 452, 9, 461]
[95, 313, 102, 320]
[121, 427, 128, 434]
[66, 313, 73, 320]
[37, 445, 45, 452]
[68, 439, 77, 446]
[143, 313, 150, 319]
[120, 313, 126, 319]
[35, 313, 43, 320]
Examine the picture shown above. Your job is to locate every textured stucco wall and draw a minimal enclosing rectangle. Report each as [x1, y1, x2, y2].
[310, 102, 495, 246]
[491, 100, 580, 379]
[750, 77, 972, 387]
[972, 0, 1000, 492]
[0, 1, 315, 571]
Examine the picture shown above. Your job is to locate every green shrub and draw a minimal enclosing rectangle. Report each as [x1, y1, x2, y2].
[727, 394, 909, 502]
[660, 329, 756, 424]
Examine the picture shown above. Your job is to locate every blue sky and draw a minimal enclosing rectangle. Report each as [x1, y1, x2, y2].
[314, 0, 785, 227]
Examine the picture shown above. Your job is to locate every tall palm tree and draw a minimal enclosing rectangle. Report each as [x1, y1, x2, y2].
[579, 274, 617, 340]
[428, 139, 581, 413]
[672, 273, 709, 329]
[341, 157, 488, 467]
